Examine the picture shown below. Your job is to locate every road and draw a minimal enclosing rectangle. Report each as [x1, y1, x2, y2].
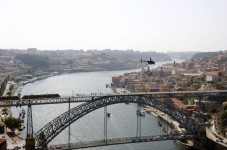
[0, 82, 26, 149]
[206, 121, 227, 147]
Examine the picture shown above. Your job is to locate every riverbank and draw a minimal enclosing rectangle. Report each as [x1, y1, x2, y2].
[113, 87, 193, 147]
[144, 106, 193, 148]
[144, 106, 182, 133]
[0, 81, 25, 149]
[11, 69, 190, 150]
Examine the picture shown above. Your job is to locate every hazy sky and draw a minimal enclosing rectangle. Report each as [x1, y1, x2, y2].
[0, 0, 227, 52]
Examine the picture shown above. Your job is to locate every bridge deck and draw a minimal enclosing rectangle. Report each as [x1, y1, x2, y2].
[48, 135, 194, 150]
[1, 90, 227, 107]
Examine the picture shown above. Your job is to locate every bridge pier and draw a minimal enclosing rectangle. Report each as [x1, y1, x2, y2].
[25, 137, 35, 150]
[26, 101, 35, 150]
[104, 106, 108, 144]
[68, 98, 71, 150]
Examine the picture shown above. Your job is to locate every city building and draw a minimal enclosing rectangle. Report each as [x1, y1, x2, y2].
[205, 72, 220, 82]
[0, 138, 7, 150]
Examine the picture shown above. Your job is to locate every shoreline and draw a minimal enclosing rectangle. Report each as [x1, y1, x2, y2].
[1, 67, 185, 149]
[0, 81, 26, 149]
[144, 106, 181, 133]
[113, 87, 193, 148]
[144, 106, 194, 147]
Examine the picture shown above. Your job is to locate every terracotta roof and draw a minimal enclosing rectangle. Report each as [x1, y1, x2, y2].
[205, 71, 219, 76]
[0, 138, 6, 144]
[0, 121, 4, 126]
[172, 98, 186, 109]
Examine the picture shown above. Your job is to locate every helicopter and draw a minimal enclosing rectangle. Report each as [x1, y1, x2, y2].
[141, 57, 155, 65]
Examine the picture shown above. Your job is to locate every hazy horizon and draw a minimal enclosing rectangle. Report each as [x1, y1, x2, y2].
[0, 0, 227, 52]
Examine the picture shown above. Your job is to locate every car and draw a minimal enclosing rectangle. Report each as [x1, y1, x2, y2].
[56, 146, 62, 149]
[155, 136, 160, 140]
[140, 139, 148, 142]
[132, 139, 138, 142]
[180, 135, 185, 139]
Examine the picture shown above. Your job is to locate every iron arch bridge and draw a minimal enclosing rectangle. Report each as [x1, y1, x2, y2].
[34, 95, 199, 149]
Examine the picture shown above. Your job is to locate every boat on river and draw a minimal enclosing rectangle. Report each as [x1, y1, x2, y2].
[137, 110, 145, 116]
[22, 109, 26, 115]
[19, 123, 25, 131]
[163, 127, 166, 132]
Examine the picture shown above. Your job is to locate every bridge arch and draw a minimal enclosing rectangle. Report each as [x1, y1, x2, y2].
[35, 95, 199, 148]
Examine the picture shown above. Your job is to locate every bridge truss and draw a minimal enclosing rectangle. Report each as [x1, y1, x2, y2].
[1, 90, 226, 149]
[34, 95, 199, 149]
[1, 90, 226, 107]
[49, 134, 194, 149]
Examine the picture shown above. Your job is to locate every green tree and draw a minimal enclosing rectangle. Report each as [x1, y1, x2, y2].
[7, 91, 12, 96]
[2, 107, 8, 113]
[0, 76, 9, 96]
[5, 116, 21, 131]
[9, 85, 14, 91]
[218, 104, 227, 120]
[39, 131, 46, 144]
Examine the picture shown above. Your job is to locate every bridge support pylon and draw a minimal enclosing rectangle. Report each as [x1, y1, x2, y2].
[26, 101, 35, 150]
[26, 138, 35, 150]
[104, 106, 108, 144]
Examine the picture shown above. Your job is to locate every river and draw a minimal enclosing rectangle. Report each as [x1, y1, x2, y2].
[12, 60, 188, 150]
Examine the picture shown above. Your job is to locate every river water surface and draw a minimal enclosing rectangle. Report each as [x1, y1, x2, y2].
[12, 61, 188, 150]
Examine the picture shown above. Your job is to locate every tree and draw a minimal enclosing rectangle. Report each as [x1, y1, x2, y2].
[2, 107, 8, 113]
[0, 76, 9, 96]
[218, 104, 227, 120]
[4, 116, 21, 132]
[9, 85, 14, 91]
[38, 131, 46, 144]
[7, 91, 12, 96]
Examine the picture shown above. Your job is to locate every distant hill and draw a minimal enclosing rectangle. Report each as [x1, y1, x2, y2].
[139, 51, 171, 61]
[191, 51, 226, 59]
[15, 53, 50, 68]
[90, 50, 172, 62]
[12, 49, 172, 72]
[166, 51, 198, 60]
[167, 50, 227, 60]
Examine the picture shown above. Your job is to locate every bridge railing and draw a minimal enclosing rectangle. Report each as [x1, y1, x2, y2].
[34, 94, 199, 148]
[49, 134, 194, 149]
[1, 90, 227, 107]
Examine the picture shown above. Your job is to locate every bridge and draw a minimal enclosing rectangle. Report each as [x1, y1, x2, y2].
[49, 134, 194, 150]
[1, 90, 227, 149]
[34, 94, 200, 149]
[0, 90, 226, 107]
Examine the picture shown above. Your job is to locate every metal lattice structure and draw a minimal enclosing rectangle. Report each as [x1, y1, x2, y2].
[27, 101, 33, 138]
[26, 100, 36, 150]
[49, 134, 195, 149]
[34, 95, 199, 149]
[104, 106, 107, 145]
[0, 90, 227, 107]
